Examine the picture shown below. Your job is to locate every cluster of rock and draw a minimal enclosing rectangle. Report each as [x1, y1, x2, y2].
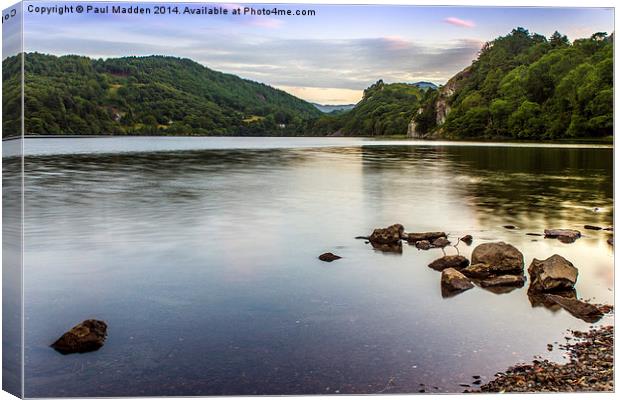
[318, 223, 609, 323]
[433, 242, 527, 297]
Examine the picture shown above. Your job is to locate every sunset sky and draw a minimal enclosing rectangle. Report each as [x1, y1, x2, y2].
[11, 1, 615, 103]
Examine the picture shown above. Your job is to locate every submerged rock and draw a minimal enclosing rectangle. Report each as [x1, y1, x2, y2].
[51, 319, 108, 354]
[543, 294, 604, 323]
[460, 235, 473, 245]
[584, 225, 602, 230]
[608, 237, 613, 246]
[528, 254, 578, 293]
[471, 242, 524, 274]
[441, 268, 474, 292]
[369, 224, 404, 244]
[415, 240, 431, 250]
[318, 252, 341, 262]
[503, 225, 516, 230]
[405, 231, 446, 243]
[428, 255, 470, 271]
[432, 237, 451, 248]
[544, 229, 581, 243]
[480, 275, 526, 288]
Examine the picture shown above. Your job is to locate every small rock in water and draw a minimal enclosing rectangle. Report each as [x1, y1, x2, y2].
[480, 275, 525, 288]
[318, 252, 342, 262]
[368, 224, 404, 244]
[415, 240, 431, 250]
[472, 380, 482, 385]
[51, 319, 108, 354]
[584, 225, 602, 230]
[432, 237, 451, 248]
[543, 294, 604, 323]
[428, 255, 470, 271]
[607, 237, 613, 246]
[460, 235, 473, 245]
[441, 268, 474, 292]
[526, 233, 542, 236]
[544, 229, 581, 243]
[503, 225, 517, 229]
[405, 231, 446, 243]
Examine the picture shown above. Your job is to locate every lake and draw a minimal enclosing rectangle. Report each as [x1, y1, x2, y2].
[4, 137, 614, 396]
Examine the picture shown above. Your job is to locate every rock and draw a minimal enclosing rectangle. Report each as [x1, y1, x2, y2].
[318, 252, 341, 262]
[368, 224, 404, 244]
[604, 226, 613, 231]
[544, 294, 604, 323]
[584, 225, 602, 230]
[528, 289, 577, 310]
[461, 263, 496, 278]
[415, 240, 431, 250]
[460, 235, 473, 245]
[607, 237, 613, 246]
[544, 229, 581, 243]
[503, 225, 516, 229]
[528, 254, 578, 293]
[51, 319, 108, 354]
[405, 231, 446, 243]
[432, 237, 451, 248]
[471, 242, 524, 274]
[441, 268, 474, 292]
[526, 233, 543, 236]
[480, 275, 526, 288]
[371, 241, 402, 254]
[428, 255, 470, 271]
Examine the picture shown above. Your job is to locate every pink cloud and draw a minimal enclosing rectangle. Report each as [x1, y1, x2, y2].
[444, 17, 476, 28]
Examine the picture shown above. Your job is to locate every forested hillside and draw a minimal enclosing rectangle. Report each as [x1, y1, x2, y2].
[3, 53, 321, 136]
[306, 81, 425, 136]
[413, 28, 613, 140]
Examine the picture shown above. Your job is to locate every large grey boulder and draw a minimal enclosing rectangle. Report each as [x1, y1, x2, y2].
[528, 254, 578, 292]
[471, 242, 524, 274]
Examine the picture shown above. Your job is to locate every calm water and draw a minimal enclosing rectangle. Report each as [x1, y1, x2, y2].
[5, 137, 614, 396]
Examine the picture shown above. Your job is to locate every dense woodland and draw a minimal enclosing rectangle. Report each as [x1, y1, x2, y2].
[1, 28, 614, 140]
[2, 53, 321, 137]
[414, 28, 614, 140]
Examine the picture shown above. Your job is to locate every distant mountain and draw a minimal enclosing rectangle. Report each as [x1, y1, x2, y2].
[312, 103, 356, 114]
[3, 53, 322, 136]
[411, 81, 439, 91]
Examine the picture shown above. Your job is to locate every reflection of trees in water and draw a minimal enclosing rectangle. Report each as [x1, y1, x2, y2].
[450, 146, 613, 229]
[359, 145, 613, 230]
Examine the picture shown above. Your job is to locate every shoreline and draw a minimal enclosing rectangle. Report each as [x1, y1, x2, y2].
[470, 324, 614, 393]
[2, 134, 614, 146]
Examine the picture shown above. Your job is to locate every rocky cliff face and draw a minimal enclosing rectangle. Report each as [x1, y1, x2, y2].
[407, 66, 472, 138]
[435, 66, 471, 126]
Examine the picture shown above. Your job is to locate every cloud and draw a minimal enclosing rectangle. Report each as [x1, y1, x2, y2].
[23, 22, 483, 99]
[443, 17, 475, 28]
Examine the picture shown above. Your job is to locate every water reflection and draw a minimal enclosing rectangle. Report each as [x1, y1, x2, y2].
[21, 141, 612, 397]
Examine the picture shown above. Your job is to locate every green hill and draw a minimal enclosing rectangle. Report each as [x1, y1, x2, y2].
[2, 53, 322, 137]
[412, 28, 613, 140]
[306, 80, 425, 136]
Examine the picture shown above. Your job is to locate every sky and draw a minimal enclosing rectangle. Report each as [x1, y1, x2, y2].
[7, 1, 615, 104]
